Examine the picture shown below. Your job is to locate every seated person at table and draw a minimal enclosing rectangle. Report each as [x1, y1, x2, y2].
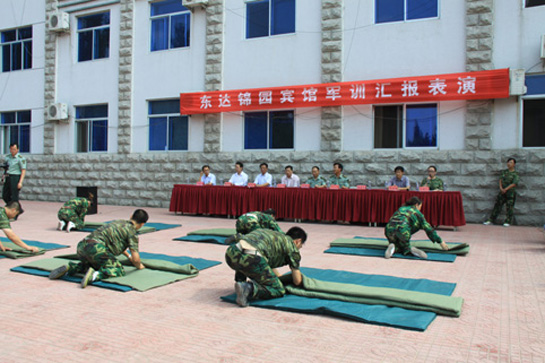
[228, 161, 248, 186]
[306, 166, 327, 188]
[225, 227, 307, 307]
[281, 165, 300, 187]
[49, 209, 149, 288]
[329, 162, 350, 189]
[199, 165, 216, 185]
[0, 201, 39, 253]
[57, 196, 91, 232]
[384, 197, 449, 259]
[387, 166, 410, 190]
[420, 165, 443, 191]
[254, 162, 273, 187]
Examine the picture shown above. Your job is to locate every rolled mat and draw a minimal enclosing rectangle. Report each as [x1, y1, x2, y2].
[0, 238, 69, 259]
[324, 246, 457, 262]
[330, 237, 470, 255]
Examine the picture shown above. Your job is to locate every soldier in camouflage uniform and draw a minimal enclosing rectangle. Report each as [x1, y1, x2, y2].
[384, 197, 449, 259]
[225, 227, 307, 307]
[0, 201, 38, 253]
[484, 158, 519, 227]
[235, 210, 282, 235]
[305, 166, 327, 188]
[57, 197, 90, 232]
[49, 209, 149, 288]
[420, 165, 444, 191]
[329, 162, 350, 188]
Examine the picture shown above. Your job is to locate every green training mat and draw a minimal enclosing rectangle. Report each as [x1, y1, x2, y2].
[187, 228, 236, 237]
[80, 221, 156, 234]
[331, 237, 470, 255]
[0, 239, 69, 259]
[285, 274, 463, 317]
[13, 256, 199, 292]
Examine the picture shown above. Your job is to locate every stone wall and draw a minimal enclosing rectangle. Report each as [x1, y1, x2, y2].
[23, 149, 545, 226]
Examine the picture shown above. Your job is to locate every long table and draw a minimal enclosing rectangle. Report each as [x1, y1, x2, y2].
[169, 185, 466, 227]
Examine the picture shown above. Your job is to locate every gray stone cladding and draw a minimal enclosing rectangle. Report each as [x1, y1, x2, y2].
[320, 0, 343, 152]
[22, 149, 545, 226]
[43, 0, 58, 155]
[465, 0, 494, 151]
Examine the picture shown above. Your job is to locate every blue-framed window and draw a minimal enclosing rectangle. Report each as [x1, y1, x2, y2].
[374, 104, 437, 148]
[78, 12, 110, 62]
[150, 0, 190, 51]
[148, 100, 188, 151]
[246, 0, 295, 39]
[1, 26, 32, 72]
[375, 0, 438, 24]
[526, 0, 545, 7]
[76, 105, 108, 152]
[523, 99, 545, 147]
[1, 110, 31, 153]
[244, 110, 294, 149]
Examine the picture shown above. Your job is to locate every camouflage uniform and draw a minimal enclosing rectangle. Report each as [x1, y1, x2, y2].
[420, 177, 444, 191]
[305, 175, 327, 188]
[329, 174, 350, 188]
[57, 197, 90, 229]
[235, 211, 282, 235]
[67, 220, 139, 280]
[488, 169, 519, 224]
[225, 229, 301, 301]
[384, 206, 442, 255]
[0, 208, 12, 230]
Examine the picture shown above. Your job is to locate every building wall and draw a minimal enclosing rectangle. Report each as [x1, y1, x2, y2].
[0, 0, 543, 226]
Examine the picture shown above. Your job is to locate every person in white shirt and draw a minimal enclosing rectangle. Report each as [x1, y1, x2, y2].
[254, 162, 273, 187]
[281, 165, 300, 187]
[229, 161, 249, 186]
[199, 165, 216, 185]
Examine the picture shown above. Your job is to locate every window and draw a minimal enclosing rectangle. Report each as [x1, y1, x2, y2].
[526, 0, 545, 7]
[375, 0, 438, 24]
[76, 105, 108, 152]
[78, 12, 110, 62]
[522, 99, 545, 147]
[1, 26, 32, 72]
[1, 110, 31, 153]
[148, 100, 188, 151]
[150, 0, 190, 51]
[374, 104, 437, 148]
[244, 110, 294, 149]
[246, 0, 295, 39]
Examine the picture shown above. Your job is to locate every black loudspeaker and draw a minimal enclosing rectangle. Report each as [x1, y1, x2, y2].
[76, 186, 97, 215]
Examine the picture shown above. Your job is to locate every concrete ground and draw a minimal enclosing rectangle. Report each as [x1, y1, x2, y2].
[1, 201, 544, 362]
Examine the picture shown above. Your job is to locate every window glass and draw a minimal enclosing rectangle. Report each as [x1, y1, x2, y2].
[407, 0, 438, 20]
[76, 105, 108, 152]
[1, 26, 32, 72]
[78, 12, 110, 62]
[406, 104, 437, 147]
[149, 117, 168, 150]
[376, 0, 404, 23]
[244, 111, 294, 149]
[150, 1, 190, 51]
[169, 116, 188, 150]
[151, 18, 168, 51]
[1, 111, 31, 153]
[523, 99, 545, 147]
[247, 1, 269, 38]
[269, 111, 294, 149]
[151, 0, 186, 16]
[271, 0, 295, 35]
[247, 0, 295, 39]
[376, 0, 437, 23]
[374, 105, 402, 148]
[148, 100, 188, 151]
[245, 112, 268, 149]
[526, 0, 545, 7]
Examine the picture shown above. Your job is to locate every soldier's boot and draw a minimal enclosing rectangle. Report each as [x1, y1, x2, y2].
[235, 281, 253, 307]
[384, 243, 396, 259]
[66, 221, 76, 233]
[81, 267, 98, 288]
[49, 265, 69, 280]
[410, 247, 428, 259]
[225, 233, 242, 244]
[57, 220, 66, 231]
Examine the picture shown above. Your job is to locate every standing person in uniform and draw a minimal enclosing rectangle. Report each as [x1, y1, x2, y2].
[48, 209, 149, 288]
[420, 165, 444, 191]
[225, 227, 307, 307]
[2, 143, 26, 204]
[483, 158, 519, 227]
[0, 201, 38, 253]
[384, 197, 449, 259]
[57, 196, 91, 232]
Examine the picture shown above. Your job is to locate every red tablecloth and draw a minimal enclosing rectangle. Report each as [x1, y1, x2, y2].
[169, 185, 466, 227]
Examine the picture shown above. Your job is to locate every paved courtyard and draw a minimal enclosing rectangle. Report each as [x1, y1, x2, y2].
[1, 201, 544, 362]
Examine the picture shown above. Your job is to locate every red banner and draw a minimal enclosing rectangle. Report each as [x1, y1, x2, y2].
[180, 68, 510, 115]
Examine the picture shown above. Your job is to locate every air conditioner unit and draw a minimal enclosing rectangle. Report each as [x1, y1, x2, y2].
[48, 103, 69, 122]
[49, 11, 70, 32]
[182, 0, 208, 9]
[541, 35, 545, 59]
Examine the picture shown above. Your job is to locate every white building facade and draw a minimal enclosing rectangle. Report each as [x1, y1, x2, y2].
[0, 0, 544, 225]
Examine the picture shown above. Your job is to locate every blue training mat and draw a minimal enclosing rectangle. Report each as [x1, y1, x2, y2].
[0, 237, 69, 259]
[173, 235, 229, 245]
[10, 253, 221, 292]
[221, 267, 457, 331]
[324, 246, 457, 262]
